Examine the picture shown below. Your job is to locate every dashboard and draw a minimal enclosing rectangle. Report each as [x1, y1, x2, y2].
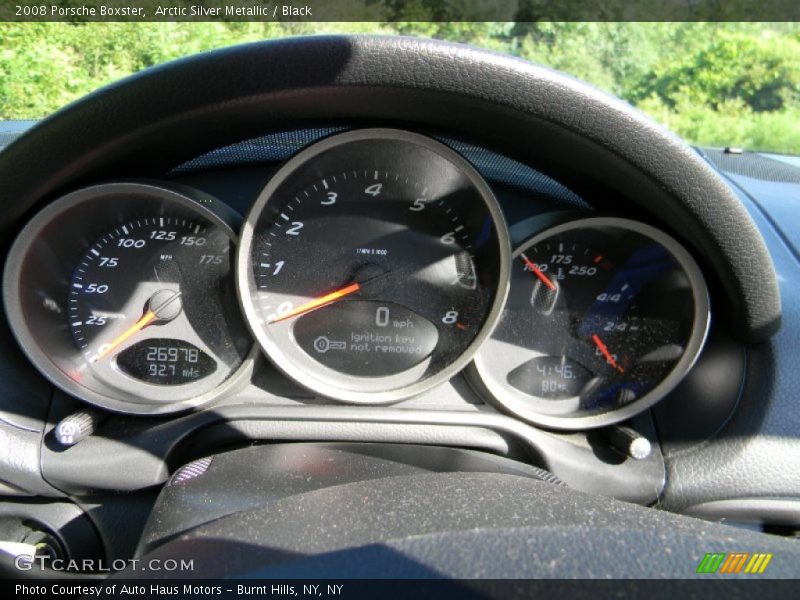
[0, 36, 798, 576]
[0, 121, 741, 505]
[4, 126, 710, 432]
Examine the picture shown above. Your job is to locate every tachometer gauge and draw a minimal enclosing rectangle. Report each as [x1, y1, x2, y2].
[4, 182, 253, 414]
[469, 217, 710, 429]
[238, 129, 510, 402]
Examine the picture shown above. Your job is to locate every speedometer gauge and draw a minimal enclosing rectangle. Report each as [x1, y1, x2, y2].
[469, 217, 710, 429]
[68, 216, 244, 394]
[4, 182, 254, 414]
[238, 129, 509, 403]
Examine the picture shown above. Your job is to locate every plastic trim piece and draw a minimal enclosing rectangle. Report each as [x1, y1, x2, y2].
[685, 498, 800, 528]
[39, 396, 665, 504]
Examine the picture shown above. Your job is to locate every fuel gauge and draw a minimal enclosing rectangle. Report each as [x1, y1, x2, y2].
[469, 217, 710, 430]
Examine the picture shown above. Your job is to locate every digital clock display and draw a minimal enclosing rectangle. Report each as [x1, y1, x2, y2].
[507, 355, 592, 400]
[116, 338, 217, 385]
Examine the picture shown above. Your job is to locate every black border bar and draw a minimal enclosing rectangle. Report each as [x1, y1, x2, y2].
[2, 1, 800, 23]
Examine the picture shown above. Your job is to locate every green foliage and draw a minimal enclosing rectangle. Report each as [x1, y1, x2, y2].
[1, 22, 799, 154]
[637, 94, 800, 155]
[631, 30, 800, 112]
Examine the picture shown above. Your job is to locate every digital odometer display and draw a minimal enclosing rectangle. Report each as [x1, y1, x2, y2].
[470, 217, 710, 429]
[116, 339, 217, 384]
[237, 129, 509, 403]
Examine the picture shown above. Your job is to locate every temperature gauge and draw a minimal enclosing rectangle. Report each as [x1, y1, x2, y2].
[469, 217, 710, 429]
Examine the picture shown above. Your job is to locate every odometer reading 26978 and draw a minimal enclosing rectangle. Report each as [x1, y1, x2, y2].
[238, 129, 510, 403]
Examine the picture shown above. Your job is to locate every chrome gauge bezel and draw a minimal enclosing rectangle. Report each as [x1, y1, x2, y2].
[237, 128, 511, 404]
[3, 182, 256, 415]
[469, 216, 711, 430]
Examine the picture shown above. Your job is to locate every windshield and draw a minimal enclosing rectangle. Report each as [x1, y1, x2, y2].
[1, 22, 798, 154]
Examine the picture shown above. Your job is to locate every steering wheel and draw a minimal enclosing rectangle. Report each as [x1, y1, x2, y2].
[0, 35, 779, 343]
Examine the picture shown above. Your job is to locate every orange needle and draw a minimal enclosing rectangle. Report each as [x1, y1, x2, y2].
[269, 282, 361, 324]
[591, 333, 625, 374]
[92, 311, 157, 362]
[521, 254, 557, 291]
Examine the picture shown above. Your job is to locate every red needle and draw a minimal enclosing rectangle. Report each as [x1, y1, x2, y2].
[591, 334, 625, 374]
[521, 254, 557, 291]
[269, 282, 361, 324]
[92, 311, 156, 362]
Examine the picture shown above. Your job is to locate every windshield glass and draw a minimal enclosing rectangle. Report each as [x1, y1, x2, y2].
[1, 22, 798, 154]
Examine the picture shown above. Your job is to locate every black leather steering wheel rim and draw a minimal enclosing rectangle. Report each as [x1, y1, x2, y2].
[0, 35, 780, 342]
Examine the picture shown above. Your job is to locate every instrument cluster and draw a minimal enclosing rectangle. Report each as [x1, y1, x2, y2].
[3, 129, 710, 428]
